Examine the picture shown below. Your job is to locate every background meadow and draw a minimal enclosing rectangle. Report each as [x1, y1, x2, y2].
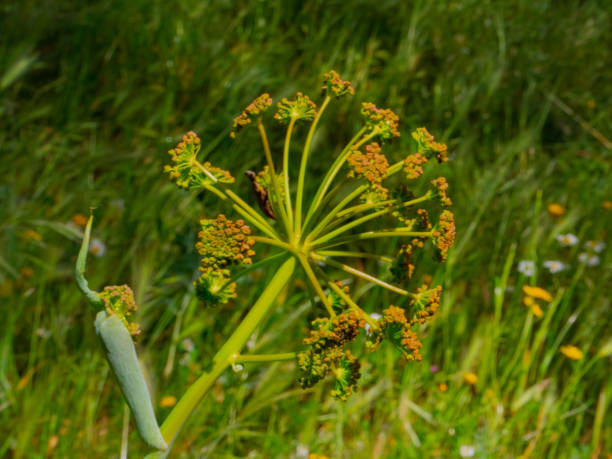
[1, 0, 611, 457]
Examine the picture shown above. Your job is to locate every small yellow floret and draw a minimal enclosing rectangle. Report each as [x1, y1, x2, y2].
[463, 372, 478, 385]
[522, 285, 553, 302]
[530, 304, 544, 318]
[547, 203, 565, 217]
[560, 345, 583, 360]
[160, 395, 177, 407]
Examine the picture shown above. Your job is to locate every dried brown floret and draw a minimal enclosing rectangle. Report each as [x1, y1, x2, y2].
[431, 177, 452, 207]
[322, 70, 355, 98]
[196, 215, 256, 271]
[409, 285, 442, 325]
[403, 153, 429, 180]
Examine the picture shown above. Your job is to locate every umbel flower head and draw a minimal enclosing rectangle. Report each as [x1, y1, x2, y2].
[165, 131, 234, 189]
[165, 70, 455, 400]
[99, 285, 140, 335]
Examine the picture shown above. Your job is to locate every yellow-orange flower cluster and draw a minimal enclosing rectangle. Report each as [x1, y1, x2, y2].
[298, 311, 365, 399]
[347, 142, 390, 202]
[230, 93, 273, 138]
[411, 127, 448, 163]
[322, 70, 355, 98]
[99, 285, 140, 335]
[404, 153, 428, 180]
[433, 210, 455, 262]
[369, 306, 422, 361]
[165, 131, 234, 189]
[431, 177, 452, 207]
[361, 102, 400, 140]
[409, 285, 442, 325]
[196, 215, 255, 271]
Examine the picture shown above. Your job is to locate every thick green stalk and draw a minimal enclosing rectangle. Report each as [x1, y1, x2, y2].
[234, 352, 296, 363]
[158, 257, 296, 450]
[295, 96, 331, 236]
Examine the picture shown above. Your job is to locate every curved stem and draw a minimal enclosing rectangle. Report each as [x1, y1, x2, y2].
[159, 257, 296, 450]
[302, 127, 368, 231]
[283, 117, 296, 231]
[316, 250, 393, 263]
[311, 192, 434, 246]
[295, 96, 331, 236]
[314, 229, 433, 251]
[252, 236, 294, 252]
[311, 253, 409, 296]
[75, 212, 104, 308]
[315, 266, 379, 331]
[296, 253, 335, 317]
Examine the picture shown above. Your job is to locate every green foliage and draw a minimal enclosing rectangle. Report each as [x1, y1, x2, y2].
[1, 0, 611, 457]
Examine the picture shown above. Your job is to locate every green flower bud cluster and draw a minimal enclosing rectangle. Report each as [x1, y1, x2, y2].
[99, 284, 140, 336]
[274, 92, 317, 123]
[165, 131, 234, 189]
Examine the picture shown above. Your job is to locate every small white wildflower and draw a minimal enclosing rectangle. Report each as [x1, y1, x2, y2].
[459, 445, 475, 457]
[496, 403, 504, 415]
[182, 338, 194, 352]
[35, 328, 52, 339]
[543, 260, 565, 273]
[578, 252, 600, 266]
[585, 240, 605, 253]
[295, 444, 309, 458]
[231, 363, 244, 373]
[365, 312, 382, 336]
[89, 238, 106, 257]
[517, 260, 535, 276]
[494, 287, 502, 297]
[448, 427, 456, 436]
[556, 233, 578, 247]
[568, 314, 577, 324]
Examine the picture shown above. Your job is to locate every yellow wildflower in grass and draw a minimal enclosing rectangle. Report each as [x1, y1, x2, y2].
[522, 296, 534, 307]
[530, 304, 543, 318]
[72, 213, 88, 227]
[23, 229, 42, 241]
[547, 203, 565, 217]
[603, 201, 612, 210]
[560, 345, 583, 360]
[522, 285, 553, 302]
[439, 383, 448, 392]
[463, 372, 478, 385]
[160, 395, 177, 407]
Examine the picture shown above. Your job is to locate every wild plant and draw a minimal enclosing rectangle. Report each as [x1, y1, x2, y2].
[76, 71, 455, 456]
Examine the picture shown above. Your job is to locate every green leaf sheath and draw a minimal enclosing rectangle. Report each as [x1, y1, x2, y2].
[95, 311, 167, 451]
[75, 214, 104, 308]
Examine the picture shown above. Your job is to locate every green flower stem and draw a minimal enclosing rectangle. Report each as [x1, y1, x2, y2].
[310, 192, 434, 246]
[309, 206, 391, 246]
[296, 253, 335, 317]
[311, 253, 409, 296]
[295, 95, 331, 236]
[315, 250, 393, 263]
[159, 257, 296, 449]
[282, 117, 296, 232]
[75, 213, 104, 308]
[302, 183, 366, 242]
[316, 267, 379, 331]
[251, 236, 294, 252]
[315, 229, 433, 251]
[219, 251, 287, 293]
[258, 118, 292, 237]
[302, 126, 368, 232]
[233, 352, 296, 364]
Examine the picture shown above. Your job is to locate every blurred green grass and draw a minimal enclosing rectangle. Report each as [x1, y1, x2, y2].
[1, 0, 611, 457]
